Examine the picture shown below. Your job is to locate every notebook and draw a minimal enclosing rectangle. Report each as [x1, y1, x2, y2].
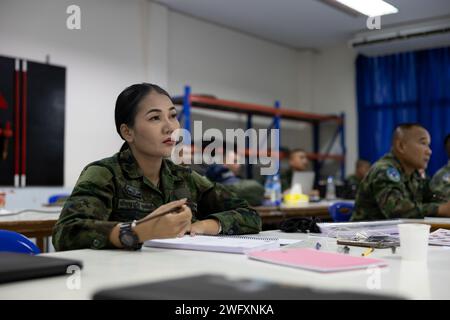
[93, 274, 399, 300]
[247, 248, 387, 273]
[144, 235, 282, 254]
[0, 252, 83, 284]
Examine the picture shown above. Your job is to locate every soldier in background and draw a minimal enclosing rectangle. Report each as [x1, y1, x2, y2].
[430, 133, 450, 202]
[352, 123, 450, 221]
[342, 159, 371, 199]
[279, 148, 320, 200]
[280, 148, 310, 191]
[346, 159, 371, 188]
[205, 149, 265, 206]
[52, 83, 261, 251]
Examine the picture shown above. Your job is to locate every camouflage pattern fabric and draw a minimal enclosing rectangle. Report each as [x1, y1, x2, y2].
[226, 180, 265, 206]
[353, 153, 443, 221]
[430, 161, 450, 202]
[205, 164, 265, 206]
[52, 148, 262, 251]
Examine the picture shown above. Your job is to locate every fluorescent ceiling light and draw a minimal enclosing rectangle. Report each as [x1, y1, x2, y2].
[335, 0, 398, 17]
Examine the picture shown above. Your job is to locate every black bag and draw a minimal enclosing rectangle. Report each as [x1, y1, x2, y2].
[279, 217, 321, 233]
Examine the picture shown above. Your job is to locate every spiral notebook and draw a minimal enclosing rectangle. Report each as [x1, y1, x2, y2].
[144, 235, 289, 254]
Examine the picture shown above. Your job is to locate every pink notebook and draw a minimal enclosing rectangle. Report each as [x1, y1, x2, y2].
[247, 248, 387, 273]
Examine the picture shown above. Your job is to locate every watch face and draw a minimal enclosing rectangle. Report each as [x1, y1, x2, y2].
[121, 233, 136, 247]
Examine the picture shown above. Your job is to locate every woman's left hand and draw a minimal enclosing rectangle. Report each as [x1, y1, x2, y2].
[189, 219, 221, 236]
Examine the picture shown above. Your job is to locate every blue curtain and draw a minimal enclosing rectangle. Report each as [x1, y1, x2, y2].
[357, 46, 450, 175]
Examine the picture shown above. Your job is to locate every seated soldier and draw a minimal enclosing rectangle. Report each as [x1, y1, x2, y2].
[352, 123, 450, 221]
[280, 148, 319, 198]
[430, 133, 450, 202]
[205, 150, 265, 206]
[346, 159, 371, 188]
[343, 159, 371, 199]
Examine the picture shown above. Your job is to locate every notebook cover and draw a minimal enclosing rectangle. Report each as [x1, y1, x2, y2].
[247, 248, 387, 272]
[0, 252, 83, 284]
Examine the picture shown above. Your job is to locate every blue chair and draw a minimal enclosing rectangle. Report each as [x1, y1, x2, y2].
[328, 202, 354, 222]
[0, 230, 41, 255]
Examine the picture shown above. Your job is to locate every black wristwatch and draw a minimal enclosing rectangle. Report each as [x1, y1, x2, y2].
[119, 220, 142, 251]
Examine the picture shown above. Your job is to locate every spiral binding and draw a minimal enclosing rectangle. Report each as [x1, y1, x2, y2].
[209, 234, 279, 241]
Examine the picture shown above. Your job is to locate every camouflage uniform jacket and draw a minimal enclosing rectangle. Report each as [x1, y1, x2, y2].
[52, 148, 262, 251]
[430, 161, 450, 202]
[352, 153, 442, 221]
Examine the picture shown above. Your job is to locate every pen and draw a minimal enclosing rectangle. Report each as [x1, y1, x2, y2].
[136, 200, 191, 225]
[362, 248, 374, 257]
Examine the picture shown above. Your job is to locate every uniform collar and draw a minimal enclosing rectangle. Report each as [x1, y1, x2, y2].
[119, 147, 143, 179]
[384, 152, 420, 179]
[119, 147, 184, 183]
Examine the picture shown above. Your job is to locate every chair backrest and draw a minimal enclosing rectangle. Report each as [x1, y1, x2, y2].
[328, 202, 355, 222]
[0, 230, 41, 255]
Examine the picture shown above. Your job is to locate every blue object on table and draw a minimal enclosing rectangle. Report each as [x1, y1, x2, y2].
[328, 202, 354, 222]
[0, 230, 41, 255]
[48, 194, 69, 204]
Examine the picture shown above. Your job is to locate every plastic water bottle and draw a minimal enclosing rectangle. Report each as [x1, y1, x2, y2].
[272, 174, 282, 206]
[326, 176, 336, 200]
[263, 175, 273, 206]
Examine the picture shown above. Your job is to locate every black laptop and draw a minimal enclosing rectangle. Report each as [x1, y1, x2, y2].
[0, 252, 83, 284]
[93, 274, 400, 300]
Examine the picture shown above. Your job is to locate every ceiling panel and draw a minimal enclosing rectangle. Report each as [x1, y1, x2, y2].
[156, 0, 450, 49]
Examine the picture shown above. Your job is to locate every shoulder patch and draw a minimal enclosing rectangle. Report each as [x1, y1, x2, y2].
[386, 167, 401, 183]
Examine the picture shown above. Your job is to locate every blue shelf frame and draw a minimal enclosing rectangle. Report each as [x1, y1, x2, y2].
[175, 85, 346, 181]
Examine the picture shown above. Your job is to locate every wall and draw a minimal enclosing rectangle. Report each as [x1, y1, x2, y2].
[0, 0, 149, 186]
[311, 44, 358, 177]
[0, 0, 357, 185]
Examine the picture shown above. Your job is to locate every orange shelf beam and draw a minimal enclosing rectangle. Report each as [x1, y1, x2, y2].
[173, 95, 342, 123]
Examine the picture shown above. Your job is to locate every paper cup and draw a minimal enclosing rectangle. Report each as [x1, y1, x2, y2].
[398, 224, 430, 261]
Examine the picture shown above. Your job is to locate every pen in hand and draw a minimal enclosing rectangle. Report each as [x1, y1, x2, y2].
[136, 206, 184, 225]
[136, 199, 190, 225]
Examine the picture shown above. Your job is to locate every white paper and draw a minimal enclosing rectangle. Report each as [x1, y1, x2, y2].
[429, 229, 450, 246]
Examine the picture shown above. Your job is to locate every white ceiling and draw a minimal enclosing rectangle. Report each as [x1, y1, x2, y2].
[155, 0, 450, 49]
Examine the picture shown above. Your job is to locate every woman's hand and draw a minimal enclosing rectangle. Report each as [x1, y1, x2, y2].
[189, 219, 221, 236]
[134, 199, 192, 241]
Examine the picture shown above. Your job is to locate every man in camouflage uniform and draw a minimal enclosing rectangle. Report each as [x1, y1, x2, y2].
[346, 159, 371, 188]
[353, 124, 450, 221]
[342, 159, 371, 199]
[280, 148, 314, 191]
[430, 134, 450, 202]
[52, 148, 262, 251]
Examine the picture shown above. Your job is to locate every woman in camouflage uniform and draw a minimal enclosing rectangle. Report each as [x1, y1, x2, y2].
[52, 83, 261, 251]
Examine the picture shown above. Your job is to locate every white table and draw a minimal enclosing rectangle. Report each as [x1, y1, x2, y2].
[1, 231, 449, 300]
